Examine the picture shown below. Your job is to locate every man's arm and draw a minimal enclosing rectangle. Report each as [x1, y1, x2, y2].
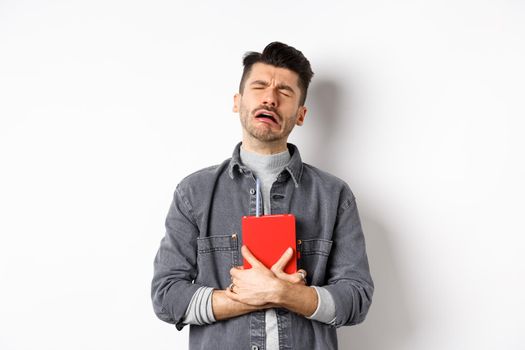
[266, 279, 319, 317]
[322, 194, 374, 326]
[212, 247, 308, 320]
[151, 186, 207, 330]
[226, 192, 373, 327]
[212, 289, 269, 320]
[152, 185, 276, 327]
[226, 246, 319, 317]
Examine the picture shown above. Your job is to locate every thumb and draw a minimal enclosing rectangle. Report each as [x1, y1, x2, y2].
[271, 247, 293, 273]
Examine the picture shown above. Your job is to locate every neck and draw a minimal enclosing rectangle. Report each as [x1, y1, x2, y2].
[241, 134, 288, 155]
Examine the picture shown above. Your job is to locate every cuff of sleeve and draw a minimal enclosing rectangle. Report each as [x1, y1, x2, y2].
[182, 287, 216, 326]
[205, 287, 216, 323]
[305, 286, 337, 326]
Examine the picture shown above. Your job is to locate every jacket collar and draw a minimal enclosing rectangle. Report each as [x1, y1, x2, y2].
[228, 142, 304, 187]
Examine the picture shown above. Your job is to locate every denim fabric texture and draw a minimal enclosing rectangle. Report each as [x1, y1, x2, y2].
[151, 142, 374, 350]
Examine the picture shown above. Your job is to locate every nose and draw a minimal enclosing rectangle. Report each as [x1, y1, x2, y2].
[261, 89, 278, 107]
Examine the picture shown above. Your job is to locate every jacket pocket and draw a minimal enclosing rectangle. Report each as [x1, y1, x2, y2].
[196, 234, 238, 289]
[298, 239, 333, 285]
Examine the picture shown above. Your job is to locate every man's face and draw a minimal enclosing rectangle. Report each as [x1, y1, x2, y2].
[233, 63, 307, 144]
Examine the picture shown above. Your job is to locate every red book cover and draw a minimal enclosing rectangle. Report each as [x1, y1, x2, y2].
[242, 214, 297, 274]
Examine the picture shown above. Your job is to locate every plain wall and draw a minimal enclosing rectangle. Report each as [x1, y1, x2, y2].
[1, 1, 524, 349]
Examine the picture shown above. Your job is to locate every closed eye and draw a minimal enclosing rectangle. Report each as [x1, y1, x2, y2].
[250, 80, 269, 89]
[277, 84, 295, 97]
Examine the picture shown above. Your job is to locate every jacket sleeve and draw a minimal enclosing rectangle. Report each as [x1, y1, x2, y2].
[323, 192, 374, 328]
[151, 185, 204, 330]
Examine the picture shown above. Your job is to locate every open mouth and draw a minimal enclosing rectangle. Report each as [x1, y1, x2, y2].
[255, 110, 279, 124]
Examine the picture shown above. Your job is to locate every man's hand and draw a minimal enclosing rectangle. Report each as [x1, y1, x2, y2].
[269, 246, 307, 286]
[226, 245, 311, 307]
[212, 246, 308, 321]
[226, 245, 285, 306]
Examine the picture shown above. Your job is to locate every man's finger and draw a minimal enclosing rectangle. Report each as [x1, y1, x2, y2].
[271, 247, 293, 272]
[241, 245, 264, 268]
[225, 286, 241, 302]
[296, 269, 307, 284]
[230, 276, 240, 286]
[229, 265, 244, 276]
[230, 267, 240, 278]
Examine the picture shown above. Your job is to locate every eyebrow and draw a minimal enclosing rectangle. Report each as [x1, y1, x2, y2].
[250, 80, 296, 94]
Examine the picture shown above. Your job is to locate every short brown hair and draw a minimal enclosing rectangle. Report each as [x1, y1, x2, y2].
[239, 42, 314, 106]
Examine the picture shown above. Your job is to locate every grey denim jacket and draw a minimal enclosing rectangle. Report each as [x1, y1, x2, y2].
[151, 143, 374, 350]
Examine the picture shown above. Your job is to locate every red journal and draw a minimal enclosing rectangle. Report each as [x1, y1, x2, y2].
[242, 214, 297, 274]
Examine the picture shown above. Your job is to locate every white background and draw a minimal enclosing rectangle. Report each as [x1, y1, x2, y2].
[1, 1, 524, 349]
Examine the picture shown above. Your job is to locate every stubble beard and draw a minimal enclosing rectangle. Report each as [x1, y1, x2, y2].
[239, 104, 296, 143]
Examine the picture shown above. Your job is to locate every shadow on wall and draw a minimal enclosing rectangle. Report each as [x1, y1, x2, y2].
[306, 78, 415, 349]
[299, 79, 341, 171]
[337, 217, 414, 349]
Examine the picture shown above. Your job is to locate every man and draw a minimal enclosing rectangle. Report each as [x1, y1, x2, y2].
[152, 42, 374, 350]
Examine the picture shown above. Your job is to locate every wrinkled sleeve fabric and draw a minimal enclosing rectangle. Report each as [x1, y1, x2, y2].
[151, 185, 205, 330]
[322, 189, 374, 328]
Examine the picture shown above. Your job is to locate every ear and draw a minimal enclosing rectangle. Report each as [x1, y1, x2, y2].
[233, 93, 241, 113]
[295, 106, 307, 126]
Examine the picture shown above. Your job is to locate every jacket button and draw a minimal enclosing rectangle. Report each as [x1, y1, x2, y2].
[249, 188, 256, 195]
[251, 346, 259, 350]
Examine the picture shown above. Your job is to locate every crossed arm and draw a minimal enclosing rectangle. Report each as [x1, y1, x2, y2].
[212, 245, 318, 320]
[153, 187, 373, 328]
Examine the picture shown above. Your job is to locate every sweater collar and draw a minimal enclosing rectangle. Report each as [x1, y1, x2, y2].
[228, 142, 304, 187]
